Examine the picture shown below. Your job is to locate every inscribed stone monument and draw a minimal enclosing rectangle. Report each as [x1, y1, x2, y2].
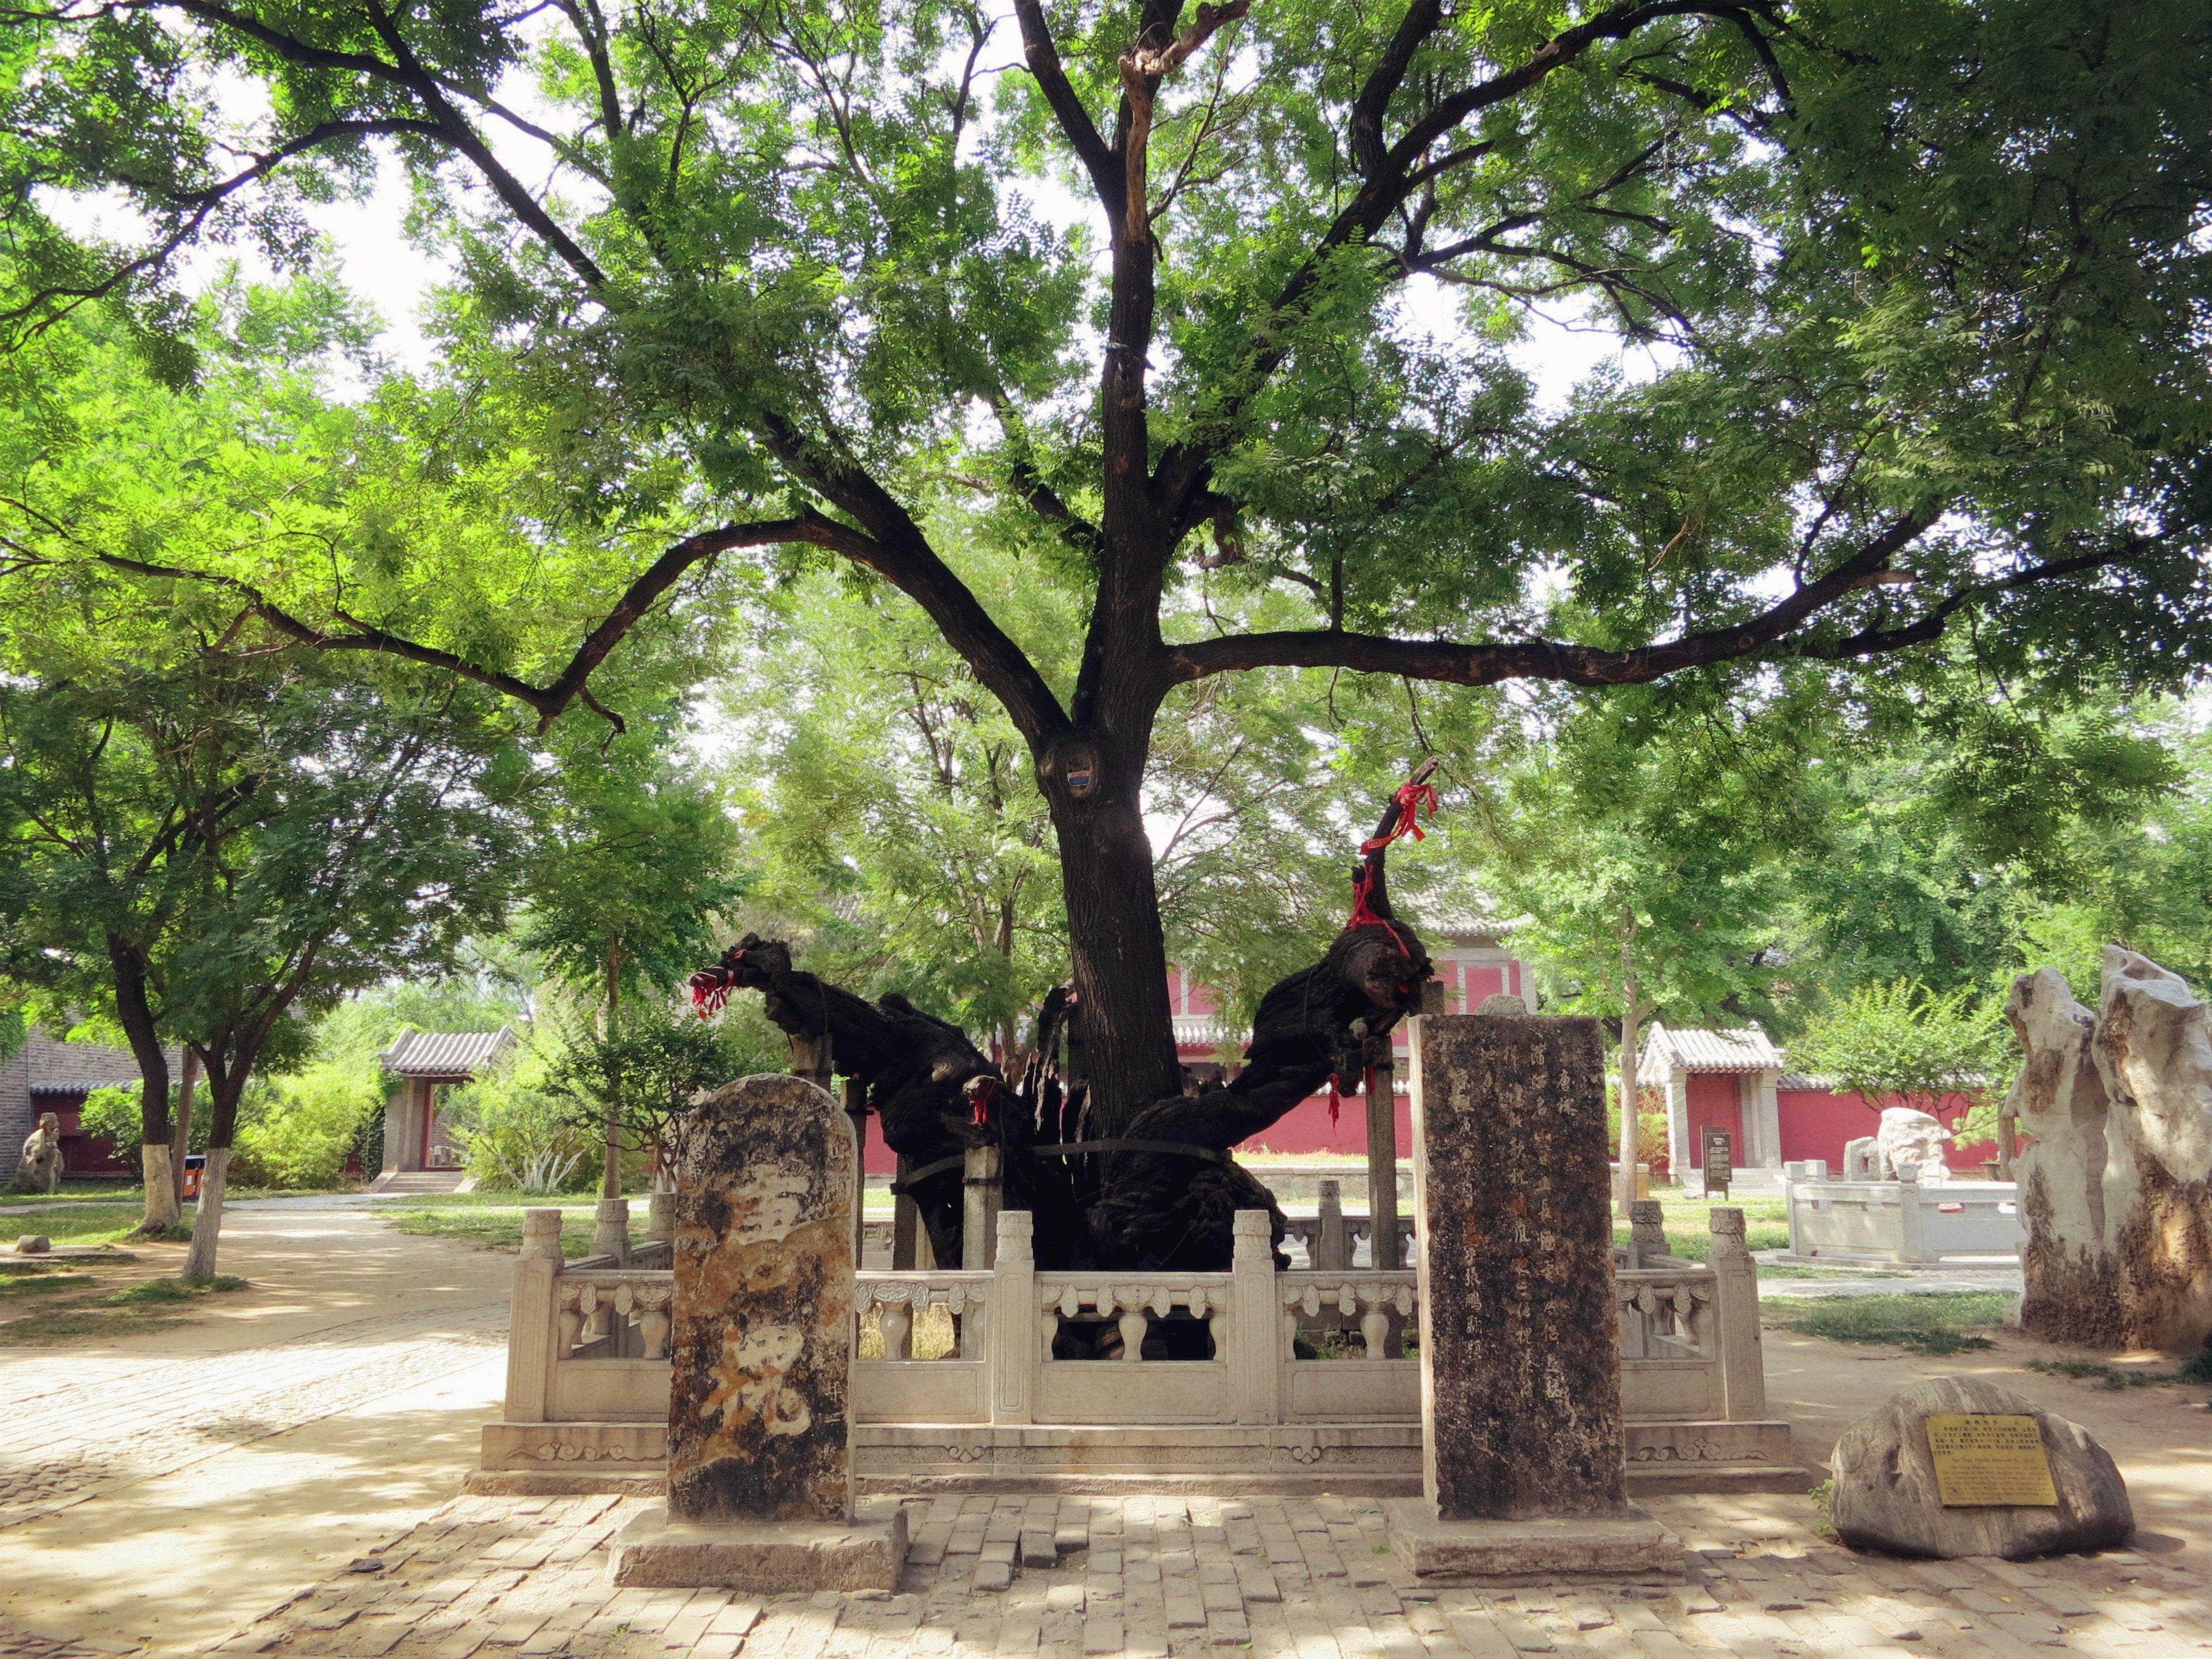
[1387, 1013, 1679, 1582]
[666, 1072, 856, 1523]
[609, 1072, 904, 1589]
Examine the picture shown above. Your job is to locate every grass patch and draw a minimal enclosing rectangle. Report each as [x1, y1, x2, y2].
[104, 1275, 247, 1306]
[1759, 1264, 1903, 1280]
[0, 1274, 76, 1297]
[385, 1207, 650, 1257]
[2025, 1357, 2197, 1391]
[2180, 1345, 2212, 1386]
[14, 1204, 154, 1248]
[0, 1183, 143, 1207]
[1613, 1219, 1791, 1261]
[1764, 1291, 2011, 1354]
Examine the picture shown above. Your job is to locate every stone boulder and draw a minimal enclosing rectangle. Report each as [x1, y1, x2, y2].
[1876, 1107, 1952, 1180]
[1829, 1378, 2132, 1560]
[2009, 950, 2212, 1351]
[15, 1235, 50, 1255]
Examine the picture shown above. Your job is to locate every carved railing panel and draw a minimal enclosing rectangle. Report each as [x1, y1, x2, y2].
[1034, 1277, 1231, 1363]
[856, 1271, 990, 1360]
[1278, 1272, 1418, 1360]
[556, 1271, 673, 1360]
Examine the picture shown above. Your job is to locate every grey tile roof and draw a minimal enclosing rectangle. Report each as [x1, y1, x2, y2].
[1637, 1021, 1787, 1082]
[380, 1027, 516, 1078]
[23, 1031, 175, 1094]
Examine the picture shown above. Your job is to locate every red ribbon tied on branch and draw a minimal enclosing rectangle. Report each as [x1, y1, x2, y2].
[688, 969, 733, 1017]
[1360, 777, 1438, 856]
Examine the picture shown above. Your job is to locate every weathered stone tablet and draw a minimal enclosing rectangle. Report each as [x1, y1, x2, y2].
[1407, 1013, 1624, 1522]
[665, 1072, 858, 1525]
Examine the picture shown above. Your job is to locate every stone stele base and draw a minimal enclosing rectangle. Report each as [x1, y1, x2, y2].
[608, 1501, 907, 1592]
[1385, 1499, 1683, 1586]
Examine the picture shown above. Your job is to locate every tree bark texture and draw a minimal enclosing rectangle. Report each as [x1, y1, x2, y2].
[106, 932, 174, 1231]
[182, 1144, 230, 1282]
[171, 1048, 198, 1207]
[139, 1144, 180, 1230]
[1047, 776, 1182, 1135]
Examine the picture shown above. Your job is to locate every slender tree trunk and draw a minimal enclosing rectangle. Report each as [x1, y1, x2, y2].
[182, 1144, 231, 1282]
[601, 937, 624, 1201]
[183, 1067, 245, 1283]
[171, 1049, 198, 1207]
[1045, 750, 1182, 1135]
[107, 935, 176, 1233]
[1617, 911, 1641, 1213]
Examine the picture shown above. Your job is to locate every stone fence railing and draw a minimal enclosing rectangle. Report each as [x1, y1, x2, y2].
[1780, 1160, 2024, 1265]
[483, 1203, 1790, 1492]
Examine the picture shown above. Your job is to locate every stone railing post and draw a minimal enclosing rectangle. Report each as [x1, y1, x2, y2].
[992, 1211, 1035, 1426]
[1629, 1199, 1667, 1265]
[1708, 1208, 1767, 1422]
[1316, 1179, 1349, 1271]
[1894, 1165, 1926, 1265]
[962, 1145, 1002, 1271]
[647, 1190, 674, 1245]
[1231, 1211, 1280, 1425]
[592, 1196, 630, 1264]
[505, 1208, 565, 1425]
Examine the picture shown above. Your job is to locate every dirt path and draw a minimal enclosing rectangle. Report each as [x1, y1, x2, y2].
[0, 1207, 512, 1656]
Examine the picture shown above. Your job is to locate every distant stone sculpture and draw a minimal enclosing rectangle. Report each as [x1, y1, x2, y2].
[2008, 948, 2212, 1352]
[15, 1113, 61, 1195]
[1840, 1108, 1952, 1182]
[1473, 993, 1528, 1016]
[1829, 1378, 2131, 1560]
[1876, 1107, 1952, 1180]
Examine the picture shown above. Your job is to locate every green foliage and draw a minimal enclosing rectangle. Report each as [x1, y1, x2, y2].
[1792, 980, 2006, 1127]
[77, 1086, 146, 1166]
[441, 1032, 597, 1194]
[542, 1004, 786, 1173]
[517, 723, 748, 1007]
[228, 1057, 384, 1190]
[1482, 686, 1811, 1034]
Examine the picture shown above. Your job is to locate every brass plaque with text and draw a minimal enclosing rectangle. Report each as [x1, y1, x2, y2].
[1925, 1414, 2058, 1507]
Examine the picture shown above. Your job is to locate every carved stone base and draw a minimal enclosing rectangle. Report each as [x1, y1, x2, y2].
[1623, 1420, 1811, 1493]
[481, 1421, 665, 1472]
[1385, 1499, 1684, 1585]
[475, 1419, 1807, 1495]
[608, 1501, 907, 1592]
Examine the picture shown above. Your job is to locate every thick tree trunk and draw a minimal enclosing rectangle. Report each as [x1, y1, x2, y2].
[1047, 775, 1181, 1135]
[107, 934, 174, 1232]
[182, 1144, 231, 1282]
[140, 1145, 179, 1230]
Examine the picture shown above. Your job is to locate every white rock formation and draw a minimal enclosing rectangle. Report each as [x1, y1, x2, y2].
[2008, 948, 2212, 1351]
[1875, 1107, 1953, 1181]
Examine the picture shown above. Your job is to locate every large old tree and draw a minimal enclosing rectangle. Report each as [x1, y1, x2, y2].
[4, 0, 2209, 1127]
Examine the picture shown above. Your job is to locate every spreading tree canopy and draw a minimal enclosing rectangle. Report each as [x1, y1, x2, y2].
[5, 0, 2210, 1125]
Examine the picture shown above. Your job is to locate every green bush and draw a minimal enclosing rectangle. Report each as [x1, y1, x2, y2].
[443, 1034, 596, 1193]
[78, 1084, 145, 1166]
[229, 1057, 385, 1188]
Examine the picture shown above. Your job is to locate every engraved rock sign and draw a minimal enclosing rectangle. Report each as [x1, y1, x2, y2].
[666, 1072, 856, 1525]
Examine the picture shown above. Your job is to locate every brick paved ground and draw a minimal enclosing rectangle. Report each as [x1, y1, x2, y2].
[204, 1490, 2210, 1659]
